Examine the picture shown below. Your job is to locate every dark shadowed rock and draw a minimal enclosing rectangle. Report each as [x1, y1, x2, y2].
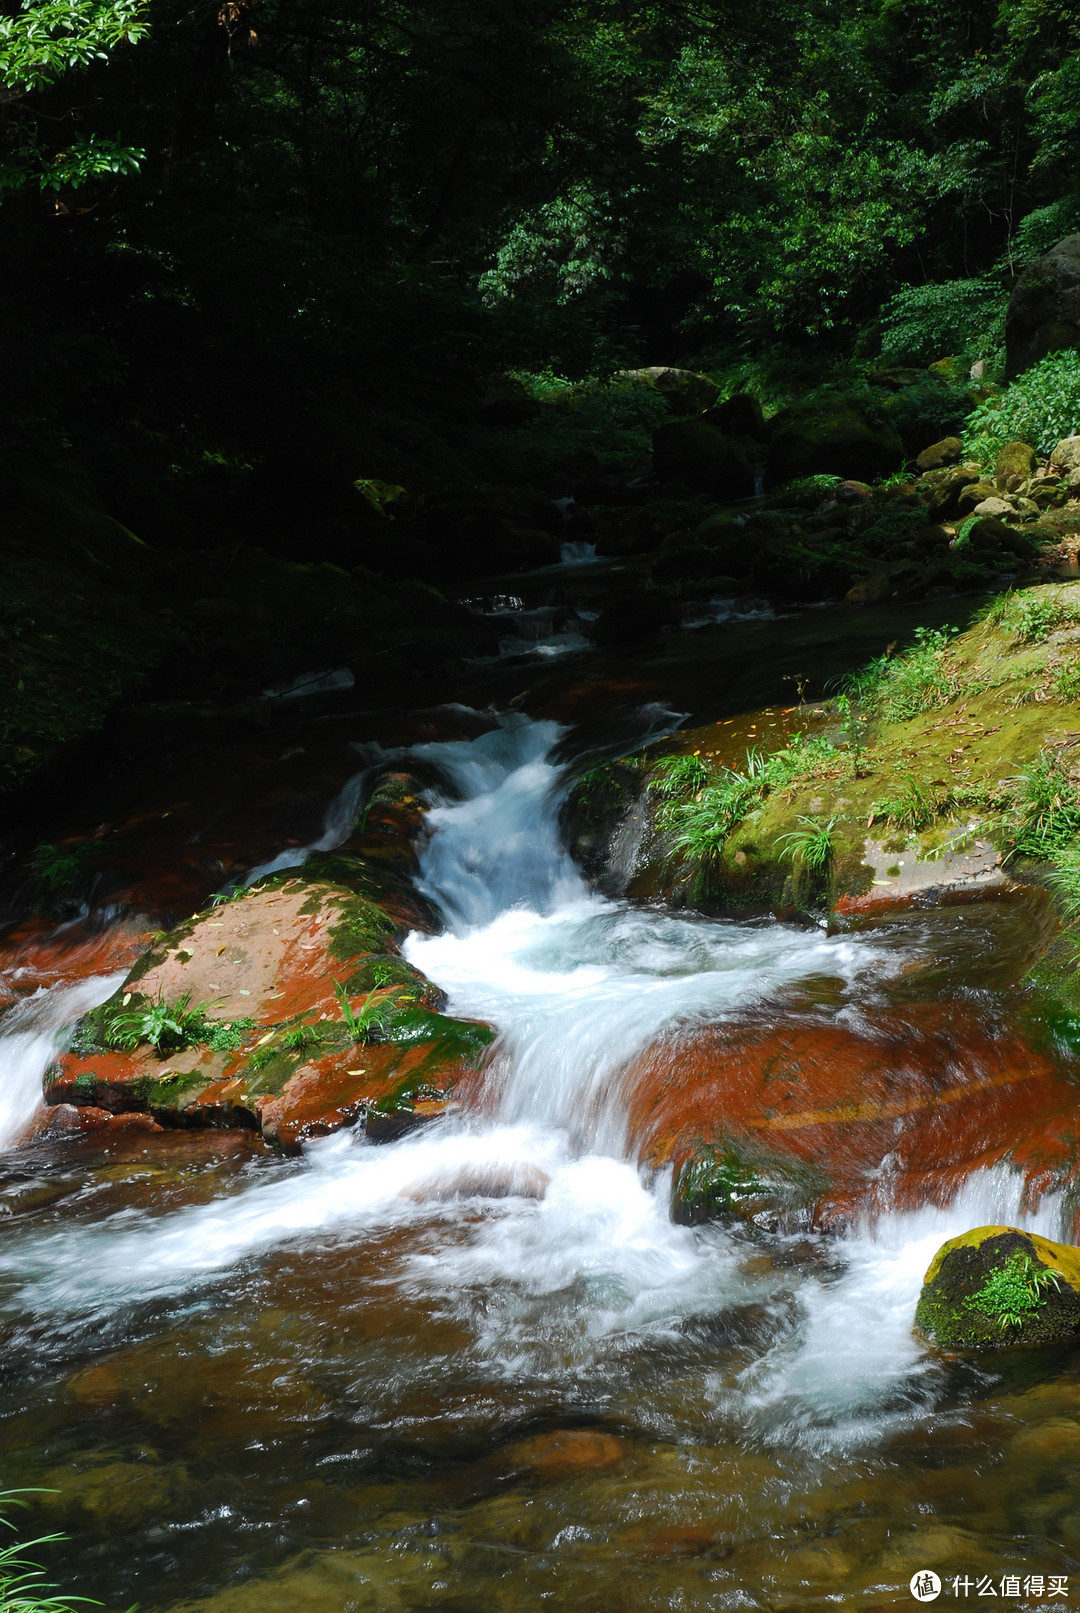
[652, 419, 754, 497]
[1006, 235, 1080, 379]
[767, 393, 903, 485]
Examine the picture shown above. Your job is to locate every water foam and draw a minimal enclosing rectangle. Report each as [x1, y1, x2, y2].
[0, 973, 127, 1150]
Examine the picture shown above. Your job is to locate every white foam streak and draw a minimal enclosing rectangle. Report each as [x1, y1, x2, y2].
[0, 973, 127, 1150]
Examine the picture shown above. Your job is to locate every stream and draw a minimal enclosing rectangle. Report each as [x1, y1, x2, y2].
[1, 596, 1080, 1611]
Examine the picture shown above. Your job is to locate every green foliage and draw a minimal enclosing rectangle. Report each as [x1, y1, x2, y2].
[649, 754, 712, 799]
[963, 350, 1080, 462]
[966, 1251, 1061, 1330]
[27, 842, 92, 896]
[872, 777, 940, 832]
[655, 735, 838, 889]
[878, 277, 1005, 366]
[841, 627, 958, 721]
[0, 0, 148, 196]
[980, 586, 1080, 643]
[0, 1490, 97, 1613]
[1010, 749, 1080, 856]
[1046, 842, 1080, 927]
[1055, 664, 1080, 703]
[86, 992, 253, 1057]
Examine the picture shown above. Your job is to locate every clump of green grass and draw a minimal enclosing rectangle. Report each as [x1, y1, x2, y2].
[980, 586, 1080, 644]
[774, 815, 837, 873]
[1009, 749, 1080, 857]
[871, 776, 940, 832]
[649, 753, 713, 798]
[1, 1490, 97, 1613]
[1054, 664, 1080, 703]
[78, 993, 254, 1059]
[654, 734, 837, 891]
[965, 1250, 1062, 1330]
[840, 626, 959, 722]
[333, 980, 408, 1042]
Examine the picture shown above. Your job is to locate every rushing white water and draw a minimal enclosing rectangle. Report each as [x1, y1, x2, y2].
[0, 718, 1061, 1445]
[0, 973, 127, 1150]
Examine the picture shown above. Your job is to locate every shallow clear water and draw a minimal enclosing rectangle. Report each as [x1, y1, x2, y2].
[1, 718, 1078, 1610]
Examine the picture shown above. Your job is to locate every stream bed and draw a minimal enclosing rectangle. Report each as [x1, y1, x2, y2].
[2, 597, 1079, 1611]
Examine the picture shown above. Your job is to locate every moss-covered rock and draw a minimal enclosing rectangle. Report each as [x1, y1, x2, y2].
[767, 393, 903, 485]
[914, 1226, 1080, 1350]
[671, 1138, 825, 1229]
[994, 441, 1039, 490]
[915, 437, 963, 472]
[652, 419, 754, 497]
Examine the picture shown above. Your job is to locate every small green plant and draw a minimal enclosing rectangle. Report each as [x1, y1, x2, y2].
[834, 694, 869, 777]
[656, 734, 838, 892]
[1054, 664, 1080, 703]
[102, 992, 205, 1055]
[27, 843, 94, 897]
[1010, 749, 1080, 857]
[1047, 843, 1080, 930]
[963, 348, 1080, 462]
[649, 753, 713, 798]
[1, 1491, 98, 1613]
[333, 981, 405, 1042]
[966, 1251, 1062, 1330]
[92, 993, 253, 1058]
[774, 815, 837, 873]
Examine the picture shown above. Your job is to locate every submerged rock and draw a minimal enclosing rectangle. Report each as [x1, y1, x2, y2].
[915, 1226, 1080, 1350]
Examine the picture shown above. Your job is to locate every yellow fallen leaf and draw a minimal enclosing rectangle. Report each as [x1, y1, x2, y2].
[256, 1031, 275, 1046]
[217, 946, 226, 956]
[346, 1069, 367, 1075]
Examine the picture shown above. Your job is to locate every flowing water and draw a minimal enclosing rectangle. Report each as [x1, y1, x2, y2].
[2, 715, 1080, 1609]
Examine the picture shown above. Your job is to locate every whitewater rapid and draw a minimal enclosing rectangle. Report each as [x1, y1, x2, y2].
[0, 715, 1064, 1445]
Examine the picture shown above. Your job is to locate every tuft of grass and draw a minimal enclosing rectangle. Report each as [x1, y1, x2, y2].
[333, 980, 406, 1042]
[1, 1490, 100, 1613]
[1009, 749, 1080, 857]
[774, 815, 837, 873]
[648, 753, 713, 799]
[840, 626, 958, 722]
[655, 734, 837, 891]
[1054, 664, 1080, 704]
[1046, 843, 1080, 928]
[871, 776, 940, 832]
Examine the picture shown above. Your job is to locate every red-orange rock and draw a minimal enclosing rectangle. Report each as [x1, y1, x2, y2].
[627, 1005, 1079, 1228]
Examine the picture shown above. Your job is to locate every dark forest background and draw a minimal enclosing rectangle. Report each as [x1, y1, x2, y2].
[2, 0, 1079, 795]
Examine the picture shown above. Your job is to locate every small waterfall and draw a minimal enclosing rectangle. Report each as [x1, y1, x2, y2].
[409, 716, 585, 930]
[242, 767, 370, 887]
[0, 973, 127, 1150]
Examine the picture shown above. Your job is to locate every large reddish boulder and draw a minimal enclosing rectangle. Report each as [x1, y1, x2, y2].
[45, 868, 493, 1150]
[626, 1006, 1078, 1230]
